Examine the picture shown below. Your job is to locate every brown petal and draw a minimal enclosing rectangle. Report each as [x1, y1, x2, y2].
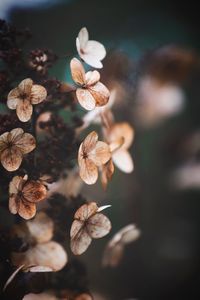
[76, 88, 96, 110]
[87, 213, 111, 239]
[0, 132, 9, 152]
[9, 195, 18, 215]
[15, 132, 36, 154]
[31, 84, 47, 104]
[85, 70, 100, 86]
[9, 128, 24, 143]
[70, 220, 92, 255]
[89, 141, 111, 166]
[109, 123, 134, 149]
[81, 131, 98, 153]
[18, 78, 33, 95]
[16, 99, 33, 122]
[101, 159, 114, 189]
[22, 181, 47, 203]
[102, 243, 124, 267]
[70, 58, 85, 85]
[26, 212, 54, 243]
[7, 87, 20, 109]
[74, 202, 98, 221]
[9, 175, 23, 194]
[79, 157, 98, 185]
[1, 146, 23, 171]
[23, 293, 57, 300]
[18, 200, 36, 220]
[88, 82, 110, 107]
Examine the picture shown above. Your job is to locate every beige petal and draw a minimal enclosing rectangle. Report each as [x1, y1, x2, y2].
[31, 84, 47, 104]
[15, 132, 36, 154]
[76, 88, 96, 110]
[109, 123, 134, 150]
[112, 149, 134, 173]
[85, 70, 100, 86]
[89, 141, 111, 166]
[1, 146, 23, 171]
[18, 78, 33, 95]
[16, 99, 33, 122]
[79, 157, 98, 185]
[10, 128, 24, 143]
[84, 40, 106, 60]
[22, 181, 47, 203]
[0, 132, 9, 151]
[23, 293, 57, 300]
[81, 131, 98, 153]
[119, 224, 141, 244]
[12, 241, 67, 271]
[18, 200, 36, 220]
[26, 212, 54, 244]
[70, 58, 85, 85]
[80, 54, 103, 69]
[87, 213, 111, 239]
[9, 175, 23, 194]
[3, 265, 24, 291]
[7, 87, 20, 109]
[88, 82, 110, 107]
[70, 220, 92, 255]
[74, 202, 98, 221]
[101, 159, 114, 189]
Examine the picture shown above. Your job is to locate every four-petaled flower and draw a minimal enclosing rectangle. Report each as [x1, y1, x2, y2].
[9, 175, 47, 219]
[78, 131, 111, 185]
[70, 202, 111, 255]
[76, 27, 106, 69]
[0, 128, 36, 171]
[7, 78, 47, 122]
[70, 58, 110, 110]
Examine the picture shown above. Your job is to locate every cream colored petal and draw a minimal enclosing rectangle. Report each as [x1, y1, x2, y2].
[81, 54, 103, 69]
[79, 157, 98, 185]
[9, 175, 23, 194]
[31, 84, 47, 104]
[18, 200, 36, 220]
[18, 78, 33, 95]
[1, 146, 23, 171]
[119, 224, 141, 244]
[22, 181, 47, 203]
[76, 88, 96, 111]
[70, 220, 92, 255]
[112, 149, 134, 173]
[10, 128, 24, 143]
[9, 195, 18, 214]
[85, 70, 100, 86]
[26, 212, 54, 244]
[3, 265, 24, 291]
[88, 82, 110, 107]
[74, 202, 98, 221]
[109, 123, 134, 150]
[84, 40, 106, 60]
[77, 27, 89, 49]
[87, 213, 111, 239]
[89, 141, 111, 166]
[0, 132, 9, 152]
[27, 266, 53, 272]
[70, 58, 85, 85]
[7, 87, 20, 109]
[16, 99, 33, 122]
[12, 241, 67, 271]
[81, 131, 98, 153]
[15, 132, 36, 154]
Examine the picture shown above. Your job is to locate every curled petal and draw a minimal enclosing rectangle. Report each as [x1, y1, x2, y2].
[112, 149, 134, 173]
[31, 85, 47, 104]
[76, 88, 96, 110]
[18, 78, 33, 95]
[18, 200, 36, 220]
[88, 82, 110, 107]
[74, 202, 98, 221]
[85, 70, 100, 86]
[15, 133, 36, 154]
[70, 58, 85, 85]
[79, 157, 98, 185]
[87, 213, 111, 239]
[109, 123, 134, 150]
[7, 88, 20, 109]
[77, 27, 89, 50]
[70, 220, 92, 255]
[89, 141, 111, 166]
[101, 159, 114, 189]
[16, 99, 33, 122]
[1, 146, 23, 171]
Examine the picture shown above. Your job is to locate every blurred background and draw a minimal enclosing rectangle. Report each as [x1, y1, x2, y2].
[1, 0, 200, 299]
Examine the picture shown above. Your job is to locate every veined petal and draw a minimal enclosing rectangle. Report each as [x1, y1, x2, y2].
[18, 200, 36, 220]
[70, 58, 85, 85]
[76, 88, 96, 110]
[15, 133, 36, 154]
[9, 175, 23, 195]
[87, 213, 111, 239]
[0, 132, 9, 152]
[112, 149, 134, 173]
[7, 88, 20, 109]
[16, 100, 33, 122]
[31, 85, 47, 104]
[74, 202, 98, 221]
[81, 131, 98, 153]
[10, 128, 24, 143]
[23, 181, 47, 203]
[88, 82, 110, 107]
[1, 146, 23, 171]
[85, 70, 100, 86]
[18, 78, 33, 95]
[70, 222, 92, 255]
[90, 141, 111, 166]
[79, 157, 98, 185]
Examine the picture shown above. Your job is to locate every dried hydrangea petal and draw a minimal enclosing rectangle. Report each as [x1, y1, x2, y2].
[16, 99, 33, 122]
[76, 88, 96, 110]
[70, 58, 85, 85]
[88, 82, 110, 107]
[1, 146, 23, 171]
[31, 84, 47, 104]
[87, 213, 111, 239]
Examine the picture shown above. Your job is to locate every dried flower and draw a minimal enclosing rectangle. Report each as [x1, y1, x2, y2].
[23, 293, 57, 300]
[102, 224, 141, 267]
[76, 27, 106, 68]
[70, 202, 111, 255]
[9, 175, 47, 219]
[28, 49, 57, 75]
[70, 58, 110, 110]
[7, 78, 47, 122]
[100, 158, 115, 189]
[78, 131, 111, 185]
[0, 128, 36, 171]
